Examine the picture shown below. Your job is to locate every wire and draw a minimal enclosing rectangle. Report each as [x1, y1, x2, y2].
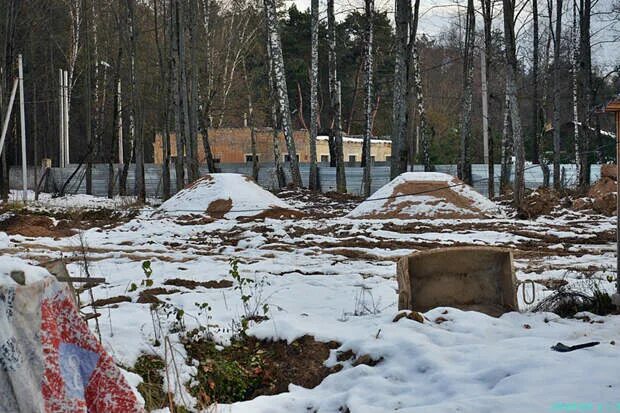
[144, 140, 617, 215]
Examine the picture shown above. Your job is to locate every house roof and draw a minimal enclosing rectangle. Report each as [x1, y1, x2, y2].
[604, 97, 620, 112]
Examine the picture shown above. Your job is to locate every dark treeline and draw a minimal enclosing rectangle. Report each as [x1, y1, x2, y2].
[0, 0, 618, 203]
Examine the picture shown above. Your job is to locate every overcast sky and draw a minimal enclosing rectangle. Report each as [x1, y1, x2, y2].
[286, 0, 619, 72]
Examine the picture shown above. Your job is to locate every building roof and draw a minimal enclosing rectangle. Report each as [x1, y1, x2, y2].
[316, 135, 392, 144]
[604, 96, 620, 112]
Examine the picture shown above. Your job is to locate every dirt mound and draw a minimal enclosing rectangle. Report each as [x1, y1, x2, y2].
[519, 187, 560, 218]
[347, 172, 500, 219]
[158, 174, 299, 220]
[572, 175, 617, 216]
[0, 213, 76, 238]
[601, 164, 617, 180]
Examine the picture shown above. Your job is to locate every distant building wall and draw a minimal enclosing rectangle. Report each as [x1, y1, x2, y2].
[153, 128, 392, 165]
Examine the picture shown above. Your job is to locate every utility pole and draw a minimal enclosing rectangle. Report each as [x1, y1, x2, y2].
[18, 55, 27, 202]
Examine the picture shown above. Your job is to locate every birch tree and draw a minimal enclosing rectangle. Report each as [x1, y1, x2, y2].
[199, 0, 217, 173]
[154, 0, 171, 199]
[481, 0, 494, 196]
[577, 0, 592, 189]
[170, 0, 185, 191]
[411, 0, 431, 172]
[500, 91, 513, 193]
[242, 58, 259, 182]
[266, 38, 287, 188]
[533, 0, 551, 187]
[571, 1, 581, 188]
[309, 0, 319, 190]
[187, 0, 200, 182]
[552, 0, 563, 190]
[264, 0, 302, 187]
[327, 0, 346, 192]
[390, 0, 410, 179]
[128, 0, 146, 202]
[458, 0, 475, 185]
[362, 0, 374, 197]
[503, 0, 525, 205]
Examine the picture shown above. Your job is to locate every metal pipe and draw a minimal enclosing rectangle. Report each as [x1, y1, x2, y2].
[18, 55, 27, 202]
[0, 78, 19, 158]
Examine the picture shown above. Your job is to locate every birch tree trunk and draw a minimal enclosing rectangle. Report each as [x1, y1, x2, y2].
[481, 0, 494, 196]
[199, 0, 216, 173]
[85, 0, 93, 195]
[458, 0, 475, 185]
[154, 0, 171, 199]
[109, 18, 123, 198]
[266, 38, 287, 188]
[308, 0, 319, 190]
[552, 0, 563, 190]
[327, 0, 346, 192]
[533, 0, 550, 187]
[500, 90, 513, 194]
[571, 1, 581, 189]
[242, 58, 259, 182]
[127, 0, 145, 202]
[390, 0, 409, 179]
[578, 0, 592, 189]
[503, 0, 525, 205]
[410, 0, 430, 172]
[264, 0, 302, 187]
[362, 0, 374, 197]
[177, 0, 197, 183]
[187, 0, 200, 181]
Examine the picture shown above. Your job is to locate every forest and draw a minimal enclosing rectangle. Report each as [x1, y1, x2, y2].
[1, 0, 619, 203]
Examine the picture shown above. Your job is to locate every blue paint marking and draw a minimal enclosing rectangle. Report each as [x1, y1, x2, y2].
[58, 342, 100, 399]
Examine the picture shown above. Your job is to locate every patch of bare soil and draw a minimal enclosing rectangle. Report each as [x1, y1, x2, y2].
[239, 206, 305, 221]
[571, 177, 617, 216]
[183, 333, 341, 406]
[359, 180, 489, 220]
[163, 278, 233, 289]
[206, 198, 233, 219]
[0, 213, 75, 238]
[276, 187, 361, 217]
[89, 295, 131, 307]
[137, 287, 180, 304]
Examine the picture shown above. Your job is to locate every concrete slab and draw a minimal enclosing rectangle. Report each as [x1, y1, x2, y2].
[397, 246, 518, 317]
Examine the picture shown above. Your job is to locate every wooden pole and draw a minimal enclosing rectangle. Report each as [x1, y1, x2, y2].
[18, 55, 27, 202]
[606, 99, 620, 307]
[616, 111, 620, 301]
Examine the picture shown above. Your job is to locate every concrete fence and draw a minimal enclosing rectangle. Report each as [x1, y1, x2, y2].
[8, 163, 602, 199]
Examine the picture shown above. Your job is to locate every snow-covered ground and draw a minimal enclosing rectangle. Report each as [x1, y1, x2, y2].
[1, 189, 618, 412]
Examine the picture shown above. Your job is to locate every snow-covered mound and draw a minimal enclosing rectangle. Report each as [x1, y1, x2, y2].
[347, 172, 501, 219]
[158, 173, 299, 220]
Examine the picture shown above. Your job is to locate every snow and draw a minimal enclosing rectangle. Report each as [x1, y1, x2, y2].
[0, 255, 51, 286]
[1, 188, 618, 412]
[157, 173, 296, 219]
[348, 172, 502, 219]
[1, 189, 148, 209]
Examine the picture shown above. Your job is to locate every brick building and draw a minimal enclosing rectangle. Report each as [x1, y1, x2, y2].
[153, 128, 392, 165]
